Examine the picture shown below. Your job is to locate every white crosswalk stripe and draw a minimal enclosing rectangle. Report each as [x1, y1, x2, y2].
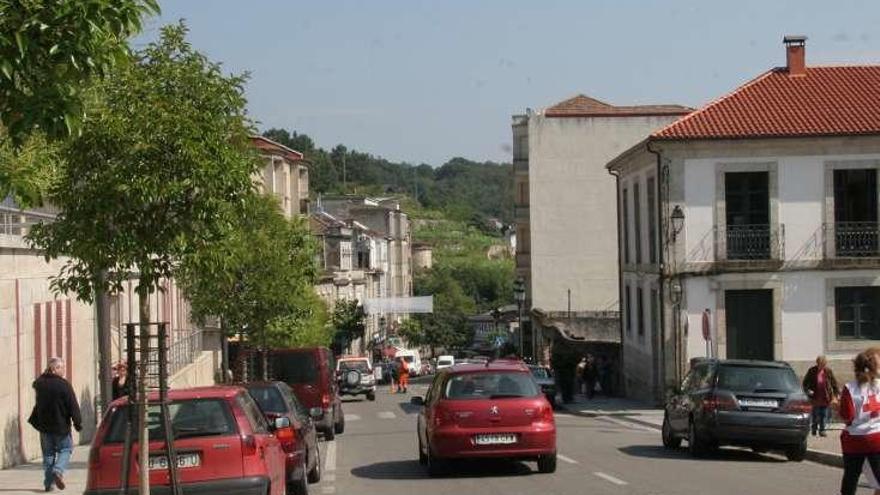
[378, 411, 397, 419]
[594, 472, 628, 486]
[344, 414, 361, 422]
[558, 454, 578, 464]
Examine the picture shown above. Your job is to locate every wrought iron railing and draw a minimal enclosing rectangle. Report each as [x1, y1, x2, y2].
[0, 205, 56, 236]
[720, 224, 781, 260]
[169, 330, 204, 377]
[834, 221, 880, 257]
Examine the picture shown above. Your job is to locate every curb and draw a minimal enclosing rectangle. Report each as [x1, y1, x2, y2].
[804, 448, 843, 468]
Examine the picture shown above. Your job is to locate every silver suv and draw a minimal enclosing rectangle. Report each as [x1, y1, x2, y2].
[336, 357, 377, 401]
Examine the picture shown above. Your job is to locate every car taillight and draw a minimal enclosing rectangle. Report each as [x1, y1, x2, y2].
[784, 399, 812, 414]
[433, 408, 453, 428]
[703, 395, 737, 413]
[538, 404, 555, 423]
[275, 426, 297, 451]
[241, 435, 257, 456]
[322, 393, 331, 409]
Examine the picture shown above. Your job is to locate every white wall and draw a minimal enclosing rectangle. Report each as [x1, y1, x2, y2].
[529, 114, 681, 312]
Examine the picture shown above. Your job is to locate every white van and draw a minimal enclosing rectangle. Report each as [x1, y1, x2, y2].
[395, 349, 422, 376]
[436, 355, 455, 370]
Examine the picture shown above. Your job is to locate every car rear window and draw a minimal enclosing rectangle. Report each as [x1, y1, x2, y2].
[103, 399, 237, 443]
[530, 367, 550, 380]
[340, 360, 371, 372]
[247, 385, 288, 414]
[444, 372, 540, 400]
[717, 365, 800, 393]
[270, 353, 318, 384]
[438, 359, 453, 366]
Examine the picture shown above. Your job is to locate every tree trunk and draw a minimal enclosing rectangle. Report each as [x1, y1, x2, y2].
[137, 289, 151, 495]
[95, 271, 113, 413]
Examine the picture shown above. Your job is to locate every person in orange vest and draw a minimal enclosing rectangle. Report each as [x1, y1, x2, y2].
[397, 357, 410, 394]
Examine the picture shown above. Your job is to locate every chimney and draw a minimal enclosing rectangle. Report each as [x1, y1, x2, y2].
[783, 35, 807, 76]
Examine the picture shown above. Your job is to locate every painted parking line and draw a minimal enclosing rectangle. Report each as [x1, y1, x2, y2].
[324, 440, 337, 472]
[593, 472, 628, 486]
[378, 411, 397, 419]
[596, 415, 657, 433]
[344, 414, 361, 422]
[557, 454, 579, 464]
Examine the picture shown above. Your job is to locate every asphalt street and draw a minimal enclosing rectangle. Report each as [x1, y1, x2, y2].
[314, 384, 872, 495]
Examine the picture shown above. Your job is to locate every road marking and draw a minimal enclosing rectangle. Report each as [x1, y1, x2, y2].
[321, 487, 336, 494]
[344, 414, 361, 422]
[378, 411, 397, 419]
[593, 472, 628, 486]
[324, 474, 336, 482]
[557, 454, 578, 464]
[596, 415, 657, 432]
[325, 440, 337, 472]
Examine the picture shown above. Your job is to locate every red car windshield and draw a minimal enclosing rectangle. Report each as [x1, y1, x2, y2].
[444, 372, 540, 400]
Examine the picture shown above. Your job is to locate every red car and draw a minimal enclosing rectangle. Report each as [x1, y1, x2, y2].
[413, 359, 557, 476]
[267, 347, 345, 440]
[245, 382, 322, 495]
[84, 386, 288, 495]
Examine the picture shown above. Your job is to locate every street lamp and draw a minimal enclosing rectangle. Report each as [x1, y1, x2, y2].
[670, 205, 685, 240]
[513, 278, 525, 359]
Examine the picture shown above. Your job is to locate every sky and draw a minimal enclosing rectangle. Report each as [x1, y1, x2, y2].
[138, 0, 880, 166]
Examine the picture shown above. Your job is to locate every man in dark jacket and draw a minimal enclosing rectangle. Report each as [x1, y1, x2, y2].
[802, 355, 839, 437]
[28, 357, 82, 492]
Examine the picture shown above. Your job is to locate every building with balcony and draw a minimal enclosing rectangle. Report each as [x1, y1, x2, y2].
[512, 95, 689, 364]
[250, 135, 310, 218]
[607, 36, 880, 401]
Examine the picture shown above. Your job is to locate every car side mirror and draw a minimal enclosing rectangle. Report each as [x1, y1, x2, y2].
[309, 407, 323, 419]
[410, 396, 425, 406]
[273, 416, 291, 431]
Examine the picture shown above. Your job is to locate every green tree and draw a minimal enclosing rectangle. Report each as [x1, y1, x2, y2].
[0, 0, 159, 142]
[27, 24, 258, 493]
[331, 299, 366, 354]
[413, 268, 476, 354]
[0, 128, 59, 206]
[179, 193, 328, 351]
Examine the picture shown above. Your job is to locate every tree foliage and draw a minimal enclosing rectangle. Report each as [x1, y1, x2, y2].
[28, 23, 258, 301]
[179, 193, 329, 348]
[0, 0, 159, 142]
[0, 127, 59, 206]
[330, 299, 365, 353]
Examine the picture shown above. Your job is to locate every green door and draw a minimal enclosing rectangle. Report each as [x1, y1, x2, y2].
[725, 289, 774, 361]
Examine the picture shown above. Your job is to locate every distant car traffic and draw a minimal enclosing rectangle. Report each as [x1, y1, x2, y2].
[413, 359, 557, 476]
[84, 386, 288, 495]
[336, 356, 377, 401]
[245, 382, 322, 495]
[436, 355, 455, 371]
[265, 347, 345, 440]
[528, 365, 557, 407]
[662, 359, 811, 461]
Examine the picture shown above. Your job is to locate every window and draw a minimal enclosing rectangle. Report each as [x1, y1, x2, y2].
[103, 399, 238, 443]
[836, 287, 880, 340]
[443, 372, 539, 399]
[725, 172, 770, 260]
[634, 182, 642, 264]
[650, 288, 659, 342]
[637, 287, 645, 339]
[716, 365, 799, 393]
[622, 188, 630, 264]
[647, 177, 657, 264]
[237, 393, 269, 434]
[834, 169, 878, 257]
[268, 352, 318, 384]
[247, 385, 288, 414]
[625, 285, 632, 335]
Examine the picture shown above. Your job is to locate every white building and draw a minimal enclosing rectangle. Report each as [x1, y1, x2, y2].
[513, 96, 689, 362]
[607, 36, 880, 401]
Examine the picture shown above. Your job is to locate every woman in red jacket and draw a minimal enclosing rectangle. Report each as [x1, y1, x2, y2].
[838, 347, 880, 495]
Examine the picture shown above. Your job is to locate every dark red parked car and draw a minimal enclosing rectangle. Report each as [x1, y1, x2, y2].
[266, 347, 345, 440]
[413, 359, 557, 476]
[245, 382, 322, 495]
[84, 386, 288, 494]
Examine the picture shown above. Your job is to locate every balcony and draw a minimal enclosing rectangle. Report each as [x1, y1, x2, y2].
[833, 222, 879, 257]
[714, 224, 784, 264]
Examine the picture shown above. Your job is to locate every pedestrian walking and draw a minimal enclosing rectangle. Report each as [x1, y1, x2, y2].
[111, 361, 128, 400]
[398, 358, 410, 393]
[576, 357, 587, 396]
[802, 355, 839, 437]
[583, 356, 598, 400]
[28, 357, 82, 492]
[838, 347, 880, 495]
[389, 358, 398, 393]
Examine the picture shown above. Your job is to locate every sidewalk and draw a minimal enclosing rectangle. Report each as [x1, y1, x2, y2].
[559, 395, 846, 468]
[0, 448, 88, 494]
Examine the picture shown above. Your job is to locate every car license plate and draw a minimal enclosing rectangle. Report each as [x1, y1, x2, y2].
[738, 399, 778, 408]
[148, 452, 200, 470]
[474, 434, 517, 445]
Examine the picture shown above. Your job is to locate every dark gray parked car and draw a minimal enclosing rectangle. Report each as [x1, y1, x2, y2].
[662, 359, 811, 461]
[529, 365, 557, 407]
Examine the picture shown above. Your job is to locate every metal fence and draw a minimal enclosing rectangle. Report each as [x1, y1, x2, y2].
[169, 329, 204, 377]
[0, 205, 57, 236]
[718, 224, 783, 261]
[833, 221, 879, 257]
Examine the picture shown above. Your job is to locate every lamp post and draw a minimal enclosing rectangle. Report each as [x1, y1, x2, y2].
[513, 277, 526, 359]
[668, 204, 685, 382]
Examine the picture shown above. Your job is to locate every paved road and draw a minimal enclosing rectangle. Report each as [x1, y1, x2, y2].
[317, 386, 871, 495]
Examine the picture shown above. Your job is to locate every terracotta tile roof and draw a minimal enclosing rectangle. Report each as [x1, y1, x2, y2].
[545, 94, 691, 118]
[250, 135, 304, 162]
[653, 66, 880, 140]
